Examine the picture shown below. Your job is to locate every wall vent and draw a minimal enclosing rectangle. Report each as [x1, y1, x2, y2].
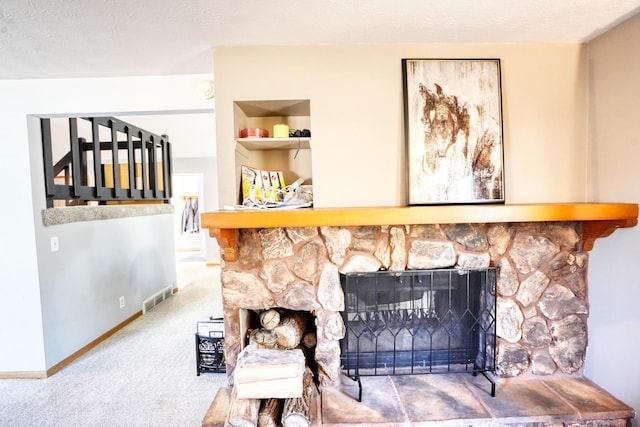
[142, 286, 173, 314]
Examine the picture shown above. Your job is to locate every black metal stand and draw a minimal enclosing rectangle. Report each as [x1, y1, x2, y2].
[485, 371, 496, 397]
[474, 371, 496, 397]
[346, 371, 495, 402]
[343, 373, 363, 402]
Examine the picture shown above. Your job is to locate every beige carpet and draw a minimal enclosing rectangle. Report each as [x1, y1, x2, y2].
[0, 264, 228, 427]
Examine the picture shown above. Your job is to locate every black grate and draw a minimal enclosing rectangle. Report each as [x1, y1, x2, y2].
[340, 268, 496, 378]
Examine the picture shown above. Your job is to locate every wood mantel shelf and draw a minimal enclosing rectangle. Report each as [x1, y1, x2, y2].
[201, 203, 638, 261]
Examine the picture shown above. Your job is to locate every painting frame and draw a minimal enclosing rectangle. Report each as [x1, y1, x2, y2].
[402, 58, 505, 205]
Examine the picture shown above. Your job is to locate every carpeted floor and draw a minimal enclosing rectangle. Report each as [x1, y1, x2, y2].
[0, 263, 228, 427]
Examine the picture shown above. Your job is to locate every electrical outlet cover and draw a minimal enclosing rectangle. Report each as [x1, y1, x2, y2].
[50, 236, 59, 252]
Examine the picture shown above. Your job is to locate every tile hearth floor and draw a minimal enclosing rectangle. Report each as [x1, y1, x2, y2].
[322, 374, 634, 426]
[203, 374, 635, 426]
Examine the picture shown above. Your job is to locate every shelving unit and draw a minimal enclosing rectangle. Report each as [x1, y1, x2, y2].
[233, 99, 312, 204]
[236, 137, 310, 151]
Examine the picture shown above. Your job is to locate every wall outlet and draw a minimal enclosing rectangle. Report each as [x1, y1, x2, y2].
[119, 296, 125, 308]
[50, 236, 59, 252]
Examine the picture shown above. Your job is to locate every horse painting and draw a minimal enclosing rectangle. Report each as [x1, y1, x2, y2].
[404, 59, 504, 204]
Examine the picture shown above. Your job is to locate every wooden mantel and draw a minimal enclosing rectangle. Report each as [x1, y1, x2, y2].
[201, 203, 638, 262]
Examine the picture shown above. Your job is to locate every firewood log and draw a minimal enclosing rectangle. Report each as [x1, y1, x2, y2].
[260, 309, 281, 330]
[302, 331, 316, 348]
[249, 328, 278, 349]
[282, 368, 315, 427]
[225, 386, 260, 427]
[274, 312, 308, 349]
[258, 398, 282, 427]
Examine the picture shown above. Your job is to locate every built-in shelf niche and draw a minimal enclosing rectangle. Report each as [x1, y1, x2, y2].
[233, 99, 312, 204]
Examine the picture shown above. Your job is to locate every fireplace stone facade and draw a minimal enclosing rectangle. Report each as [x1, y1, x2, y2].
[219, 222, 588, 387]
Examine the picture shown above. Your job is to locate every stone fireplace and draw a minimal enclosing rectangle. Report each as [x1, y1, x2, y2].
[201, 203, 638, 425]
[218, 221, 592, 385]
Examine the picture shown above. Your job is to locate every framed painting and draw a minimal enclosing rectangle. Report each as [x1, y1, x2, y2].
[402, 58, 504, 205]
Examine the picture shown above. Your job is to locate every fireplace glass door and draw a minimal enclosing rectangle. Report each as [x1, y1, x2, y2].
[340, 268, 496, 377]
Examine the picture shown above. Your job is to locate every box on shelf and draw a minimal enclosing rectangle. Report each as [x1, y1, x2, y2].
[240, 165, 286, 206]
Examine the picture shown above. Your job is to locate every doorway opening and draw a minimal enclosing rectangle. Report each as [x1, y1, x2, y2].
[172, 173, 207, 288]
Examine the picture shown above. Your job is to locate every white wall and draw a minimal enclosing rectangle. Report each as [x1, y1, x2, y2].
[36, 212, 177, 368]
[27, 115, 179, 368]
[121, 112, 220, 263]
[120, 113, 216, 158]
[0, 74, 215, 373]
[585, 13, 640, 414]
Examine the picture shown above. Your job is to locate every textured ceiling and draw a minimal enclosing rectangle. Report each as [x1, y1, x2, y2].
[1, 0, 639, 79]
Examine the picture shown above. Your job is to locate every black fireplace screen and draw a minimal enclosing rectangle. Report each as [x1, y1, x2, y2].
[340, 268, 496, 378]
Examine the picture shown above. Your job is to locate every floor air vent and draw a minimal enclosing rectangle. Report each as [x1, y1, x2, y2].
[142, 286, 173, 314]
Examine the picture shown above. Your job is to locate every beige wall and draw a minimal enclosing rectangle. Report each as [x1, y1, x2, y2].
[587, 13, 640, 201]
[214, 44, 588, 207]
[585, 12, 640, 413]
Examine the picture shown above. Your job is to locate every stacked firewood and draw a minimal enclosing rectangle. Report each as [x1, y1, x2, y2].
[225, 309, 318, 427]
[250, 309, 316, 352]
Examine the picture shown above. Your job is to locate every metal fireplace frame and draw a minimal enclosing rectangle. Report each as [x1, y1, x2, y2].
[340, 268, 497, 399]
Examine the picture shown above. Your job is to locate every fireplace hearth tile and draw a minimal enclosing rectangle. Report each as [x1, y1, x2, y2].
[463, 374, 577, 422]
[322, 376, 405, 425]
[201, 387, 231, 427]
[393, 374, 490, 423]
[200, 375, 636, 426]
[541, 376, 635, 421]
[316, 374, 635, 427]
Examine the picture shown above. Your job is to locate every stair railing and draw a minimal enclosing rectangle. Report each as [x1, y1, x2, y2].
[41, 117, 173, 208]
